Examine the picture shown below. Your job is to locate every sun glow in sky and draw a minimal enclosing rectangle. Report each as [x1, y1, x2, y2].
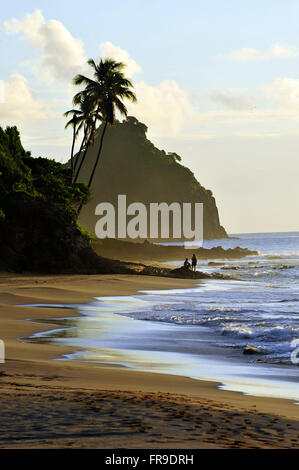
[1, 0, 299, 233]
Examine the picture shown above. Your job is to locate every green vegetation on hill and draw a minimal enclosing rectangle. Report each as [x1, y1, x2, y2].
[0, 126, 89, 223]
[0, 126, 103, 273]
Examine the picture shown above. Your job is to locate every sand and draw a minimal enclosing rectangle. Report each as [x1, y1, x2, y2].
[0, 272, 298, 448]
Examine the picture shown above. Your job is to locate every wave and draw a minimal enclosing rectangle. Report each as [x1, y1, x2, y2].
[121, 305, 265, 326]
[221, 324, 299, 342]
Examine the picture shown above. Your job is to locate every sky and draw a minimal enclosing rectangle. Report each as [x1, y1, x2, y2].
[1, 0, 299, 234]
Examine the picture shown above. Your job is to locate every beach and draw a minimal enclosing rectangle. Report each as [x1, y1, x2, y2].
[1, 0, 299, 455]
[0, 272, 298, 449]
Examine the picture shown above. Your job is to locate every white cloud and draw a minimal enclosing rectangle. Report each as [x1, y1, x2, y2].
[99, 41, 141, 77]
[3, 12, 142, 87]
[209, 90, 255, 110]
[264, 77, 299, 108]
[4, 11, 299, 148]
[3, 10, 87, 82]
[0, 81, 4, 104]
[228, 43, 299, 62]
[126, 80, 197, 136]
[0, 74, 50, 125]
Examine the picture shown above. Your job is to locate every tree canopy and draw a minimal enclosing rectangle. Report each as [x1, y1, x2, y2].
[0, 125, 89, 223]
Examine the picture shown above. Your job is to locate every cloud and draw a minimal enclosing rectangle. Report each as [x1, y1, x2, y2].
[264, 77, 299, 108]
[3, 11, 142, 86]
[126, 80, 197, 136]
[0, 74, 50, 125]
[4, 11, 299, 148]
[99, 42, 141, 77]
[227, 43, 299, 62]
[3, 10, 87, 82]
[0, 81, 4, 104]
[209, 90, 255, 110]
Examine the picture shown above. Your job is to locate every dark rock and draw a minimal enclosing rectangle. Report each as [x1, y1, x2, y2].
[243, 345, 261, 355]
[168, 267, 211, 279]
[221, 265, 241, 270]
[92, 238, 258, 263]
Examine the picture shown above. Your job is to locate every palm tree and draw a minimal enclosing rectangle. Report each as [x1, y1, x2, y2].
[64, 92, 100, 182]
[64, 109, 80, 179]
[73, 58, 137, 199]
[71, 92, 101, 181]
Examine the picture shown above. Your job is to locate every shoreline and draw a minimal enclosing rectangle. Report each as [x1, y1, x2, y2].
[28, 282, 299, 404]
[0, 272, 298, 448]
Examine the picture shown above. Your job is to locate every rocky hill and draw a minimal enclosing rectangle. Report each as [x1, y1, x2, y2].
[76, 117, 227, 240]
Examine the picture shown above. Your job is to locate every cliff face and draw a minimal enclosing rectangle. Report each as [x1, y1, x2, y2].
[77, 117, 227, 240]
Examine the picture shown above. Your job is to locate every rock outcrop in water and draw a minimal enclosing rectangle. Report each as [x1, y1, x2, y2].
[243, 345, 262, 355]
[92, 238, 258, 262]
[140, 265, 233, 280]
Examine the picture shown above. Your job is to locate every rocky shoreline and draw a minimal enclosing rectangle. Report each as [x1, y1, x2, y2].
[92, 238, 258, 263]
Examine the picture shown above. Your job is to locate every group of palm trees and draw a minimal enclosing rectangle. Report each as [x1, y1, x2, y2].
[64, 58, 137, 212]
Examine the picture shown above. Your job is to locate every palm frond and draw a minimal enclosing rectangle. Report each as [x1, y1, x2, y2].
[113, 97, 128, 117]
[63, 108, 82, 118]
[73, 74, 97, 88]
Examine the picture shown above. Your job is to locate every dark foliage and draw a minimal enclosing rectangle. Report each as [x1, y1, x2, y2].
[0, 125, 89, 222]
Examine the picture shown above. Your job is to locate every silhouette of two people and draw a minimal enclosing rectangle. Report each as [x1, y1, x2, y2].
[183, 254, 197, 271]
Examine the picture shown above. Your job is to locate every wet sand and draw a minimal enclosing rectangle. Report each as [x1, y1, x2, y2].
[0, 273, 298, 448]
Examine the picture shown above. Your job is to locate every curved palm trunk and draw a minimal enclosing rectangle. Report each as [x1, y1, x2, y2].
[87, 119, 108, 189]
[70, 124, 76, 180]
[73, 104, 100, 184]
[73, 125, 87, 177]
[77, 119, 108, 215]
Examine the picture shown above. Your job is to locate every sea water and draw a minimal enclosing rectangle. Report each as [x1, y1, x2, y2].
[24, 232, 299, 402]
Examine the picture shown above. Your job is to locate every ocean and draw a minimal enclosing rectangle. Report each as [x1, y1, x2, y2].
[25, 232, 299, 402]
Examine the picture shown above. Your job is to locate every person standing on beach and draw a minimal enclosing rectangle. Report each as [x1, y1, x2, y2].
[191, 254, 197, 271]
